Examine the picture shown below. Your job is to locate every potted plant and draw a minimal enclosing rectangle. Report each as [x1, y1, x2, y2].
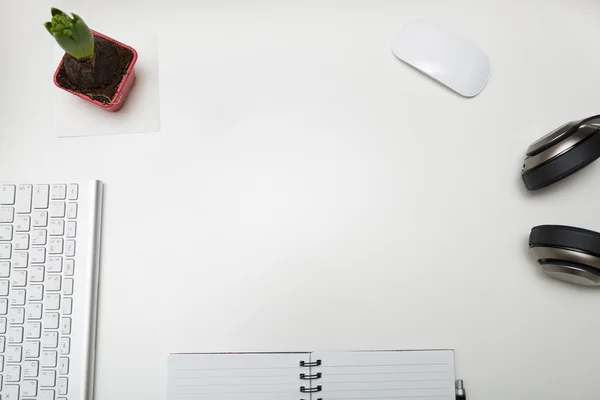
[44, 8, 138, 112]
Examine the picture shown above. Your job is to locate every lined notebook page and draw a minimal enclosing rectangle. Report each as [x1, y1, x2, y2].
[314, 350, 455, 400]
[168, 353, 306, 400]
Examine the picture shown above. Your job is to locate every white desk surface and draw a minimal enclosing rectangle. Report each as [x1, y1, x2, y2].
[2, 0, 600, 399]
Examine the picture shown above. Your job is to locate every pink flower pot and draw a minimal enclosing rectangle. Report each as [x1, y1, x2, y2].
[53, 30, 138, 112]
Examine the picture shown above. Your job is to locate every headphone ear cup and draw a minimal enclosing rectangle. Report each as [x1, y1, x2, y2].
[522, 124, 600, 190]
[529, 225, 600, 286]
[540, 261, 600, 286]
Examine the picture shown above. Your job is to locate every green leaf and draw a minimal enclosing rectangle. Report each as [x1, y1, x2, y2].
[54, 34, 84, 59]
[44, 22, 53, 35]
[72, 19, 94, 57]
[50, 7, 65, 16]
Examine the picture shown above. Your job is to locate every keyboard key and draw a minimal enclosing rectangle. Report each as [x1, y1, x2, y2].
[59, 337, 70, 355]
[5, 364, 21, 381]
[49, 220, 64, 236]
[46, 293, 61, 310]
[32, 229, 47, 245]
[41, 350, 58, 368]
[0, 298, 7, 314]
[47, 275, 62, 291]
[11, 270, 27, 287]
[14, 233, 29, 250]
[10, 288, 26, 305]
[0, 316, 6, 333]
[31, 247, 46, 263]
[48, 256, 62, 272]
[30, 266, 45, 283]
[66, 221, 77, 238]
[43, 332, 59, 348]
[57, 377, 68, 395]
[0, 206, 14, 223]
[59, 357, 69, 375]
[26, 322, 42, 339]
[7, 326, 24, 343]
[13, 251, 28, 267]
[26, 302, 43, 320]
[64, 260, 74, 276]
[16, 184, 32, 213]
[63, 298, 73, 315]
[24, 359, 40, 376]
[0, 207, 15, 225]
[32, 210, 49, 227]
[6, 345, 22, 362]
[60, 317, 71, 335]
[64, 278, 73, 295]
[67, 183, 79, 200]
[24, 342, 41, 359]
[65, 240, 75, 257]
[0, 261, 10, 277]
[22, 378, 39, 396]
[34, 184, 50, 209]
[0, 279, 9, 295]
[48, 238, 64, 254]
[67, 202, 78, 219]
[0, 337, 4, 352]
[49, 202, 65, 218]
[40, 389, 56, 400]
[41, 370, 57, 387]
[4, 384, 20, 400]
[0, 225, 13, 241]
[0, 243, 12, 259]
[44, 313, 60, 329]
[0, 184, 16, 205]
[28, 284, 43, 301]
[51, 184, 67, 200]
[8, 307, 24, 324]
[15, 215, 31, 231]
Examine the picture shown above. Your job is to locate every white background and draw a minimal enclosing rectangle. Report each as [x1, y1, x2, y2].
[2, 0, 600, 399]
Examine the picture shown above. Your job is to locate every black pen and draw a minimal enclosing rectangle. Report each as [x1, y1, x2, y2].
[455, 379, 466, 400]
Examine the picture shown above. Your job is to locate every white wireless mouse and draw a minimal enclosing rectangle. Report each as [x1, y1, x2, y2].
[391, 19, 491, 97]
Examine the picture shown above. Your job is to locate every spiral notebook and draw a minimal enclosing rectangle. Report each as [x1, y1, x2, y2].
[168, 350, 455, 399]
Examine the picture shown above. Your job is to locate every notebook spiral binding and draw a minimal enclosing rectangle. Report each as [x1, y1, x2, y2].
[300, 359, 322, 400]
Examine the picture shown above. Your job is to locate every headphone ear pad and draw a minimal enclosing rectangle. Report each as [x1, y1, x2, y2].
[529, 225, 600, 286]
[530, 225, 600, 256]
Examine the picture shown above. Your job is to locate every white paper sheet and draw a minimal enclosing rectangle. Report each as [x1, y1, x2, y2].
[314, 350, 455, 399]
[168, 353, 307, 400]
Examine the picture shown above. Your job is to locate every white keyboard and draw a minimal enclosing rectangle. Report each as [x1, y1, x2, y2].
[0, 181, 103, 400]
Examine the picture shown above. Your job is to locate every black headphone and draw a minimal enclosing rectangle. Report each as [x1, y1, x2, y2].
[523, 115, 600, 286]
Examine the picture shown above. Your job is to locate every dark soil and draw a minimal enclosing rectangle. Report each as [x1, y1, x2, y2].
[56, 35, 134, 105]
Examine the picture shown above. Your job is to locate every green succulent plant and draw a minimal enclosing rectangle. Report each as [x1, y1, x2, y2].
[44, 8, 94, 60]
